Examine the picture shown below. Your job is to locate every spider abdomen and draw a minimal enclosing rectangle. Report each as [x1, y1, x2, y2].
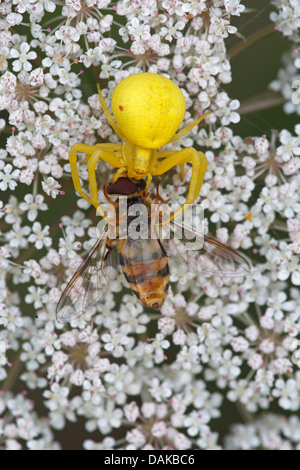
[111, 73, 186, 149]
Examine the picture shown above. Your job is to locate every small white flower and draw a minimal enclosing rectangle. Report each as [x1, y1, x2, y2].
[124, 402, 139, 423]
[184, 410, 210, 436]
[10, 42, 37, 72]
[20, 169, 35, 186]
[224, 0, 245, 16]
[42, 177, 61, 198]
[0, 164, 20, 191]
[83, 377, 105, 405]
[55, 25, 80, 44]
[210, 14, 238, 39]
[19, 194, 48, 221]
[145, 333, 170, 363]
[96, 401, 123, 434]
[59, 234, 82, 259]
[70, 369, 85, 386]
[6, 223, 30, 249]
[102, 329, 130, 358]
[25, 285, 47, 309]
[126, 428, 146, 448]
[272, 378, 299, 410]
[158, 317, 175, 335]
[259, 338, 275, 355]
[149, 379, 172, 402]
[28, 222, 52, 250]
[128, 17, 151, 41]
[151, 421, 167, 438]
[159, 17, 186, 42]
[266, 291, 294, 320]
[173, 329, 187, 345]
[29, 67, 44, 86]
[231, 336, 249, 352]
[276, 130, 300, 161]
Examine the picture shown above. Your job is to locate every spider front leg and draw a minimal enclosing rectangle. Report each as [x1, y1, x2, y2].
[162, 111, 210, 183]
[69, 143, 123, 219]
[153, 147, 207, 222]
[157, 150, 185, 181]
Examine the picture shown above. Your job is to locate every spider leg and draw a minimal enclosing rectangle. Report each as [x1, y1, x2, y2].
[97, 84, 127, 141]
[156, 177, 167, 204]
[145, 174, 152, 189]
[167, 111, 211, 144]
[69, 143, 123, 219]
[180, 163, 184, 181]
[155, 151, 188, 181]
[153, 147, 207, 222]
[112, 167, 129, 182]
[80, 143, 122, 165]
[156, 150, 176, 158]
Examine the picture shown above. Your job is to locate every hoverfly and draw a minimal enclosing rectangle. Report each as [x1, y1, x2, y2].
[56, 177, 250, 323]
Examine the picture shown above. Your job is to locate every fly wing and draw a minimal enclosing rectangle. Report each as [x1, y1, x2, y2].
[162, 220, 251, 277]
[56, 227, 118, 323]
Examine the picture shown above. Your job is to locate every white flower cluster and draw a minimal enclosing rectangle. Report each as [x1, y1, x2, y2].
[0, 0, 300, 451]
[269, 0, 300, 114]
[226, 413, 300, 450]
[0, 392, 60, 450]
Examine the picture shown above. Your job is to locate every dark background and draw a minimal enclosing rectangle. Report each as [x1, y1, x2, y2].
[226, 0, 298, 138]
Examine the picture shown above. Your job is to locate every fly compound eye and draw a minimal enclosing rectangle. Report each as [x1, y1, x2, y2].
[106, 177, 141, 195]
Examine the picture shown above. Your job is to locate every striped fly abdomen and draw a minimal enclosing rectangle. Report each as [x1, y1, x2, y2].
[119, 237, 169, 310]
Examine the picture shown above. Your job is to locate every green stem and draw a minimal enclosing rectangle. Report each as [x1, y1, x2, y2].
[228, 24, 276, 60]
[239, 92, 286, 115]
[2, 349, 22, 392]
[236, 402, 254, 423]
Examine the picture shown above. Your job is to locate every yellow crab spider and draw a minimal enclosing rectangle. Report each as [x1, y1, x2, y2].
[69, 72, 209, 221]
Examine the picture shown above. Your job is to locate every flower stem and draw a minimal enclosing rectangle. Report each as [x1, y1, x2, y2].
[236, 402, 254, 423]
[2, 349, 22, 392]
[239, 92, 286, 114]
[228, 24, 276, 60]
